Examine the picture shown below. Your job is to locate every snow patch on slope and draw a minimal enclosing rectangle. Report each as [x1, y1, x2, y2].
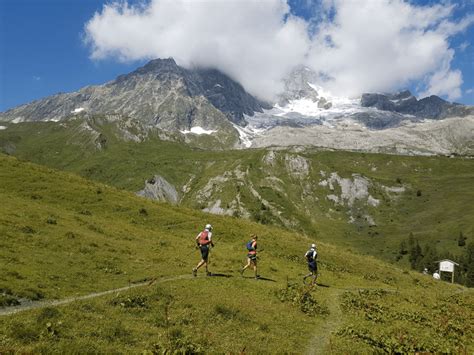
[275, 83, 364, 118]
[11, 117, 25, 124]
[71, 107, 85, 114]
[232, 123, 265, 148]
[180, 126, 217, 135]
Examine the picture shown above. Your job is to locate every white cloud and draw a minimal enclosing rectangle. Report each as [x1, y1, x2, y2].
[307, 0, 472, 100]
[84, 0, 474, 101]
[418, 50, 463, 100]
[84, 0, 310, 100]
[420, 63, 463, 101]
[459, 41, 470, 52]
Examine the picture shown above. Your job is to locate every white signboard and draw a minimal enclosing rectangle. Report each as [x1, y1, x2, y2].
[439, 260, 455, 273]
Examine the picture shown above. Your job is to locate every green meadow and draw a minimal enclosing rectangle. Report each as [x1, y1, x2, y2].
[1, 154, 472, 353]
[1, 118, 473, 271]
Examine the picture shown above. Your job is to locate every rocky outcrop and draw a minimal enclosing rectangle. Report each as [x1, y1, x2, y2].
[361, 90, 474, 119]
[136, 175, 179, 204]
[320, 173, 378, 208]
[285, 154, 310, 177]
[350, 111, 406, 129]
[277, 66, 332, 109]
[192, 68, 272, 124]
[251, 116, 474, 156]
[319, 172, 380, 226]
[262, 150, 278, 167]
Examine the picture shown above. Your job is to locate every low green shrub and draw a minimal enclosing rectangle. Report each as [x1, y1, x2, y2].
[0, 294, 20, 307]
[9, 322, 40, 343]
[213, 304, 241, 321]
[147, 328, 204, 354]
[276, 282, 329, 317]
[110, 295, 148, 309]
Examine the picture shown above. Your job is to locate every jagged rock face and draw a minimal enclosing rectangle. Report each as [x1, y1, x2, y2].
[277, 66, 331, 109]
[361, 91, 474, 119]
[243, 74, 474, 153]
[0, 58, 268, 128]
[192, 68, 272, 124]
[136, 175, 179, 204]
[3, 58, 473, 155]
[350, 111, 406, 129]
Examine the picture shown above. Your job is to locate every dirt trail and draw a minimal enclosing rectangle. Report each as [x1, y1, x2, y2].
[0, 274, 192, 317]
[306, 286, 399, 354]
[306, 288, 344, 355]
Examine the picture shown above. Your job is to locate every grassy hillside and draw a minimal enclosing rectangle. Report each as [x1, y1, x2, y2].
[0, 154, 473, 353]
[1, 119, 473, 274]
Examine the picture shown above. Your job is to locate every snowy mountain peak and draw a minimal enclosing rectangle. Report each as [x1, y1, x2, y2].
[278, 66, 320, 105]
[1, 59, 473, 156]
[230, 65, 474, 154]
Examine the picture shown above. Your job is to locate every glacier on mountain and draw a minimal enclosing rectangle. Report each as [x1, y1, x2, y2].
[232, 66, 474, 155]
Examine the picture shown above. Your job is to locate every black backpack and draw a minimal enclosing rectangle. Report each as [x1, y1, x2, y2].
[306, 250, 316, 262]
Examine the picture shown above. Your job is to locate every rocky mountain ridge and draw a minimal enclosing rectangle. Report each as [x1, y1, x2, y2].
[241, 66, 474, 154]
[360, 90, 473, 119]
[1, 59, 473, 155]
[0, 58, 268, 130]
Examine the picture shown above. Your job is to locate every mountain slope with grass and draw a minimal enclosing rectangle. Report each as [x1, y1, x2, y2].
[1, 119, 473, 277]
[0, 154, 473, 353]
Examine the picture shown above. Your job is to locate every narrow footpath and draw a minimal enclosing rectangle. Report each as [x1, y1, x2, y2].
[305, 286, 400, 354]
[0, 274, 192, 317]
[306, 288, 344, 355]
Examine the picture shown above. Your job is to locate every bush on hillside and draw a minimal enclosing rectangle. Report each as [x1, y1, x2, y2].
[276, 282, 329, 317]
[148, 328, 204, 354]
[110, 295, 148, 309]
[0, 294, 20, 307]
[37, 307, 61, 323]
[46, 217, 57, 225]
[458, 232, 467, 247]
[19, 288, 44, 301]
[213, 304, 242, 321]
[21, 226, 36, 234]
[9, 322, 40, 343]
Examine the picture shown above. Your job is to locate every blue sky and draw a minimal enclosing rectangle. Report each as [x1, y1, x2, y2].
[0, 0, 146, 111]
[1, 0, 473, 112]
